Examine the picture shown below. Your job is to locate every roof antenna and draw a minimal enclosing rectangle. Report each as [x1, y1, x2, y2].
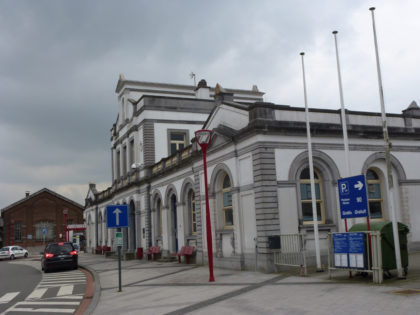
[190, 72, 196, 86]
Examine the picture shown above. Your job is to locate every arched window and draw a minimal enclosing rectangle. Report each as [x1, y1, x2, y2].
[299, 168, 325, 224]
[188, 190, 197, 234]
[367, 169, 384, 219]
[222, 174, 233, 228]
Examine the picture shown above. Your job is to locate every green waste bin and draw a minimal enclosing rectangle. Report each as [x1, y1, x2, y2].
[349, 221, 409, 274]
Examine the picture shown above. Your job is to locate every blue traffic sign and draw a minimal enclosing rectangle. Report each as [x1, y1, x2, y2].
[42, 227, 46, 235]
[106, 205, 129, 228]
[338, 174, 369, 219]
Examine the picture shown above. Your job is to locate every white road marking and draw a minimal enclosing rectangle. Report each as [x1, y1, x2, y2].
[26, 288, 47, 300]
[57, 285, 74, 296]
[49, 295, 83, 300]
[16, 301, 79, 305]
[0, 292, 19, 304]
[40, 279, 86, 284]
[9, 307, 75, 313]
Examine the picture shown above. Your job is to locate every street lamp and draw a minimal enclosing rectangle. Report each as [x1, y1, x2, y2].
[195, 129, 215, 282]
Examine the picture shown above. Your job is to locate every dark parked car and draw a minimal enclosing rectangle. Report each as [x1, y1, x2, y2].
[41, 242, 78, 273]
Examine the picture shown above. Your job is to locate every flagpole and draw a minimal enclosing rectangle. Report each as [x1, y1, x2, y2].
[332, 31, 351, 178]
[332, 31, 353, 278]
[369, 7, 403, 278]
[300, 52, 322, 271]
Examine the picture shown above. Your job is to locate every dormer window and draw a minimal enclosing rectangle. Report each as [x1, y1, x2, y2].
[168, 130, 188, 155]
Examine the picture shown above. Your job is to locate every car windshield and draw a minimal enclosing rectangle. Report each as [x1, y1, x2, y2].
[47, 243, 74, 254]
[0, 247, 9, 251]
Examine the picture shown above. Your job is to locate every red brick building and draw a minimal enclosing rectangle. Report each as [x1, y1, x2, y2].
[1, 188, 84, 248]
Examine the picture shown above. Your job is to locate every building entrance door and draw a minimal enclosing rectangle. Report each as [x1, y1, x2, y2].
[171, 195, 178, 253]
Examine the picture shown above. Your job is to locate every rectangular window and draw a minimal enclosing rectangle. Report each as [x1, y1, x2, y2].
[223, 190, 233, 228]
[116, 151, 121, 179]
[169, 131, 187, 155]
[122, 146, 127, 175]
[14, 222, 22, 241]
[129, 139, 135, 167]
[35, 222, 54, 241]
[189, 192, 197, 234]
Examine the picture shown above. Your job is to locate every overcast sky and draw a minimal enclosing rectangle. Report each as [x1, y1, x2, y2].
[1, 0, 419, 209]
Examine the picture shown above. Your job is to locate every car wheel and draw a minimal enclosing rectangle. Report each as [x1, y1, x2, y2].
[24, 253, 28, 258]
[43, 267, 49, 273]
[10, 254, 15, 260]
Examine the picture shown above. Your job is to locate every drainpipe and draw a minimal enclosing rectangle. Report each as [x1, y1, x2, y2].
[147, 184, 152, 248]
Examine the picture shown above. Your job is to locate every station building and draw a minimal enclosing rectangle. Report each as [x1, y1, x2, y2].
[84, 76, 420, 272]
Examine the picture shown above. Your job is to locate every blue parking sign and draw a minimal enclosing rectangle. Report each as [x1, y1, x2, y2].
[338, 175, 369, 219]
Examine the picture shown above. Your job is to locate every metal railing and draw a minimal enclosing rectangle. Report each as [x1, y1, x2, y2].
[274, 234, 307, 275]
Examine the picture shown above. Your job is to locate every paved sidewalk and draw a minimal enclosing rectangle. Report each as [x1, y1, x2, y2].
[79, 252, 420, 315]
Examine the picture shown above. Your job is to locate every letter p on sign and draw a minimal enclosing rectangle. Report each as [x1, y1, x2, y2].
[341, 182, 349, 195]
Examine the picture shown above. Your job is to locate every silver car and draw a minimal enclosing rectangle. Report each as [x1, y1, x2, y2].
[0, 246, 29, 260]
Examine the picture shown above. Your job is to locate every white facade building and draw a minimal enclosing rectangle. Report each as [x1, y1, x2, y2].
[84, 76, 420, 272]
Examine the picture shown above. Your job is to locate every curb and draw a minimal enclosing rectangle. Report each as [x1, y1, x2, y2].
[79, 263, 101, 315]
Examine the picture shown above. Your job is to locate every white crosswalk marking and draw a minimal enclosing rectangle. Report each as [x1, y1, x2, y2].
[10, 308, 75, 313]
[17, 301, 79, 305]
[26, 288, 48, 300]
[0, 292, 19, 304]
[57, 285, 74, 296]
[2, 269, 87, 314]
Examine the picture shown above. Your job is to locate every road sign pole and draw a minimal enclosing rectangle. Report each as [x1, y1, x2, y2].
[118, 245, 122, 292]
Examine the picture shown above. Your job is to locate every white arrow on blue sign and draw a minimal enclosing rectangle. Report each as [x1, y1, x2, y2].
[338, 174, 369, 219]
[106, 205, 129, 228]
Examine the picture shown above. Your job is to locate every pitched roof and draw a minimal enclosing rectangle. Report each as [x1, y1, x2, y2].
[1, 188, 84, 213]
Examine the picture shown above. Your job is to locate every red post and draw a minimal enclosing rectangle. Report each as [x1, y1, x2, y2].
[63, 209, 68, 242]
[195, 130, 215, 282]
[344, 218, 352, 278]
[10, 219, 15, 246]
[202, 147, 215, 282]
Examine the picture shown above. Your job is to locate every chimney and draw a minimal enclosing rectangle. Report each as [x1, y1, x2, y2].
[25, 191, 30, 198]
[214, 83, 234, 105]
[195, 79, 211, 99]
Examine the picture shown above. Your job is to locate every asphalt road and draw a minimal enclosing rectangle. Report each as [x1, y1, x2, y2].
[0, 257, 88, 314]
[0, 259, 41, 313]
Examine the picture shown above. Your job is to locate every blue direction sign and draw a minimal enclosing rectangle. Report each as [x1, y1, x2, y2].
[338, 174, 369, 219]
[106, 205, 129, 228]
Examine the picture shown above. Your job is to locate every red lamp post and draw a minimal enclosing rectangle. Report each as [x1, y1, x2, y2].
[63, 208, 68, 242]
[10, 219, 15, 246]
[195, 129, 215, 282]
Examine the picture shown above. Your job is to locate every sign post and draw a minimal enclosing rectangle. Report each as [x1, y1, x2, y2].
[42, 227, 46, 245]
[106, 205, 129, 292]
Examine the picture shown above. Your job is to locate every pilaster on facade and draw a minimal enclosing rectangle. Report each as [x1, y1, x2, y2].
[252, 146, 280, 254]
